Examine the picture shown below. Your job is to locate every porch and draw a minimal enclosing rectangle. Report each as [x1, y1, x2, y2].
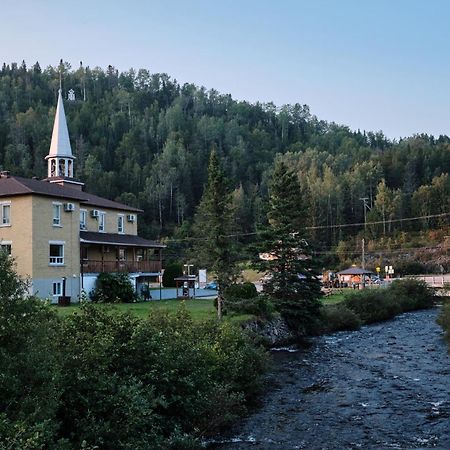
[80, 231, 164, 275]
[82, 259, 162, 274]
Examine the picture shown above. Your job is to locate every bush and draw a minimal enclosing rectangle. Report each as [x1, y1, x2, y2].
[162, 262, 184, 287]
[57, 305, 268, 448]
[388, 278, 436, 311]
[321, 303, 362, 332]
[342, 279, 436, 325]
[223, 283, 275, 318]
[0, 253, 62, 449]
[227, 294, 276, 318]
[0, 251, 269, 448]
[90, 272, 136, 303]
[344, 289, 402, 324]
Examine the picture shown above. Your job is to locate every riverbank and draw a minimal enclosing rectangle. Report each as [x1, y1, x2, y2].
[213, 308, 450, 449]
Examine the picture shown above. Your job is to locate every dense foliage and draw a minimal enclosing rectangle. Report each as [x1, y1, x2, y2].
[338, 279, 436, 327]
[1, 61, 450, 255]
[90, 272, 136, 303]
[0, 253, 268, 449]
[162, 262, 184, 287]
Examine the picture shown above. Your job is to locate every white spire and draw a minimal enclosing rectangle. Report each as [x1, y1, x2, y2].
[47, 89, 73, 159]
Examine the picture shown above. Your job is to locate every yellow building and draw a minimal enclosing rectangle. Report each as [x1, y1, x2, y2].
[0, 89, 163, 302]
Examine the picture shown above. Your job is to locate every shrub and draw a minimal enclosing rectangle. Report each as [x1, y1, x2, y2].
[0, 253, 61, 449]
[388, 278, 436, 311]
[224, 283, 274, 317]
[162, 262, 184, 287]
[55, 304, 268, 448]
[226, 294, 275, 318]
[90, 272, 136, 303]
[321, 303, 362, 332]
[344, 289, 402, 324]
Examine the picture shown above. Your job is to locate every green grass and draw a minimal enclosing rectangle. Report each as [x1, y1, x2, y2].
[53, 298, 253, 324]
[322, 292, 346, 305]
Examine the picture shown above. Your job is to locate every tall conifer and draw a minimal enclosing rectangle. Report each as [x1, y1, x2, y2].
[254, 160, 322, 333]
[191, 149, 237, 319]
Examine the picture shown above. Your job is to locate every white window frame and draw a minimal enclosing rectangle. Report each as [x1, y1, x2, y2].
[49, 240, 65, 266]
[117, 214, 124, 234]
[52, 281, 62, 297]
[80, 209, 87, 230]
[98, 211, 106, 233]
[0, 201, 11, 226]
[53, 202, 62, 227]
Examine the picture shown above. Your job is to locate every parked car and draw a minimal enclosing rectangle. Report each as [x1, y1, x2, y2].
[205, 281, 218, 290]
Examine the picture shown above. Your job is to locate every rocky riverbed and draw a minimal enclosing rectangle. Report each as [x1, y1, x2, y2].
[211, 308, 450, 450]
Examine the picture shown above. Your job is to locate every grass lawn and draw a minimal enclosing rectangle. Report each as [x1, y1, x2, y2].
[53, 298, 253, 324]
[322, 291, 346, 304]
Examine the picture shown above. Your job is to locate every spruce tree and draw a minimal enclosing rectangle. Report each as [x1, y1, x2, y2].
[254, 160, 322, 333]
[191, 149, 237, 319]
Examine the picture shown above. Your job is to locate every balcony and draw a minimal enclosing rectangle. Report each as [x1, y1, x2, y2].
[82, 259, 162, 274]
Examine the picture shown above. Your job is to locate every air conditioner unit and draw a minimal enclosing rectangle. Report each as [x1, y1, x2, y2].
[127, 214, 136, 222]
[91, 209, 100, 218]
[64, 203, 75, 212]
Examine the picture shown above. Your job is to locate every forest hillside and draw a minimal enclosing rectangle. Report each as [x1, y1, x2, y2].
[1, 61, 450, 270]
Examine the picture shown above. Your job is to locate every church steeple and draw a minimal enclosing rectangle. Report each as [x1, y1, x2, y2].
[45, 88, 75, 178]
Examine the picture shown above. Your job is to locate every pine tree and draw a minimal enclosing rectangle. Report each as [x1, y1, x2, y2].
[191, 149, 238, 319]
[254, 160, 322, 333]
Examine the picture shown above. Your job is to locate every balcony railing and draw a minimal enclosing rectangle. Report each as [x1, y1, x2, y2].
[82, 259, 162, 274]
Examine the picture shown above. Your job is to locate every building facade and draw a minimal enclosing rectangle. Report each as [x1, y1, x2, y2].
[0, 89, 163, 302]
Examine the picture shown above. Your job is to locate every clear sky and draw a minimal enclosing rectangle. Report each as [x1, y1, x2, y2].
[2, 0, 450, 139]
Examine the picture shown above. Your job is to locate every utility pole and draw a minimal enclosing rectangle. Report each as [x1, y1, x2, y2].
[361, 238, 365, 269]
[359, 197, 370, 231]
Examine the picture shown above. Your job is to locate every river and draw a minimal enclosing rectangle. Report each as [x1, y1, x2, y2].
[212, 308, 450, 450]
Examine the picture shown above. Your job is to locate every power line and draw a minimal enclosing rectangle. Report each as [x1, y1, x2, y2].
[162, 211, 450, 244]
[304, 211, 450, 230]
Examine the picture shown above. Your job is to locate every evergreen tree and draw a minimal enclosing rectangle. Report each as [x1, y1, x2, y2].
[254, 160, 322, 333]
[191, 149, 237, 319]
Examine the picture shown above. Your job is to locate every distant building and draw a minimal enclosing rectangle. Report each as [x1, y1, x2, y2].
[0, 89, 163, 302]
[337, 266, 374, 285]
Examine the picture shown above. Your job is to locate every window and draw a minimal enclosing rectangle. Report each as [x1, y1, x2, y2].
[1, 202, 11, 226]
[118, 215, 124, 233]
[0, 242, 11, 255]
[49, 242, 64, 265]
[52, 281, 62, 296]
[118, 248, 126, 261]
[80, 209, 87, 230]
[98, 212, 106, 232]
[53, 203, 62, 226]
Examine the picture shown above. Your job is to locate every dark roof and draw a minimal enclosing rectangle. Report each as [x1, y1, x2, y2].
[0, 175, 141, 212]
[337, 267, 375, 275]
[80, 231, 165, 248]
[80, 192, 142, 213]
[0, 175, 88, 201]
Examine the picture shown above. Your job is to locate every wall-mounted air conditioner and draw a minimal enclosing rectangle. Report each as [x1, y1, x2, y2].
[91, 210, 100, 218]
[127, 214, 136, 222]
[64, 203, 75, 212]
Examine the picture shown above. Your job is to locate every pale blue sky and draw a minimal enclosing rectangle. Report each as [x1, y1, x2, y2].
[2, 0, 450, 138]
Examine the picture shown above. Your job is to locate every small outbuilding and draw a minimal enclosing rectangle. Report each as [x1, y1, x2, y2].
[174, 275, 197, 299]
[336, 267, 375, 287]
